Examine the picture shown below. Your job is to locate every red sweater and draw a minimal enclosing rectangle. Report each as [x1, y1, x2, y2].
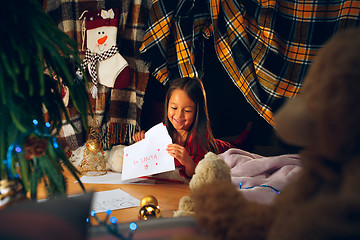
[174, 134, 233, 178]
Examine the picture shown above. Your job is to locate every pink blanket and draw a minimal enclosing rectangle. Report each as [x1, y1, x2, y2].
[219, 148, 302, 204]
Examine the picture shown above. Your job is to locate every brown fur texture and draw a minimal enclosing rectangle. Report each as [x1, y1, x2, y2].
[173, 152, 231, 217]
[193, 180, 274, 240]
[189, 28, 360, 240]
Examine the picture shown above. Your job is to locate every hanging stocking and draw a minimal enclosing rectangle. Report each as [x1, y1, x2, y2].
[81, 8, 130, 98]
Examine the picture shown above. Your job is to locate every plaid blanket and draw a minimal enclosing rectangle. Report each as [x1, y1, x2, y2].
[45, 0, 152, 150]
[140, 0, 360, 126]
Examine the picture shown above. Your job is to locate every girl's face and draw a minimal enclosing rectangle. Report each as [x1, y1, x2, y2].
[167, 89, 196, 134]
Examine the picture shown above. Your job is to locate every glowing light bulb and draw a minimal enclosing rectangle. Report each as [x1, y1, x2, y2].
[129, 222, 137, 231]
[110, 217, 117, 224]
[15, 146, 22, 153]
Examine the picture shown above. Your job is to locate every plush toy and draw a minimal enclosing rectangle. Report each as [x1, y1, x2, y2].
[176, 28, 360, 240]
[173, 152, 232, 217]
[105, 144, 125, 172]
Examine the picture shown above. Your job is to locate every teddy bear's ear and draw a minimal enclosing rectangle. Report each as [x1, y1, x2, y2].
[274, 94, 316, 147]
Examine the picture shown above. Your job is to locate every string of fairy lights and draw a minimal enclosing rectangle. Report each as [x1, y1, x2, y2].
[87, 209, 137, 239]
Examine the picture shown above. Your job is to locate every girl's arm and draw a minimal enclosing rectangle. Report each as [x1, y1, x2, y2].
[166, 143, 196, 177]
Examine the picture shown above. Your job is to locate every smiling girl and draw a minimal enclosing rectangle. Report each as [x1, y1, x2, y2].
[133, 77, 233, 178]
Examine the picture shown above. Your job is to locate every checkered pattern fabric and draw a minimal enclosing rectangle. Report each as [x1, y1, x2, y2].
[82, 45, 118, 87]
[140, 0, 360, 126]
[45, 0, 152, 150]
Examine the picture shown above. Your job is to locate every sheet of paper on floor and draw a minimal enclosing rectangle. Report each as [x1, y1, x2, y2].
[91, 189, 141, 213]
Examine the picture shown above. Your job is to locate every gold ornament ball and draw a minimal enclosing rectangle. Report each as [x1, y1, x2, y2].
[138, 195, 162, 220]
[140, 195, 158, 207]
[86, 139, 101, 153]
[138, 205, 162, 220]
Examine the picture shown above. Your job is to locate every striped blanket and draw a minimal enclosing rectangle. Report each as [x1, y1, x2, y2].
[45, 0, 152, 150]
[140, 0, 360, 126]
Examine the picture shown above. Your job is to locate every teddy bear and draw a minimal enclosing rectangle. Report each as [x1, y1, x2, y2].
[173, 152, 232, 217]
[175, 28, 360, 240]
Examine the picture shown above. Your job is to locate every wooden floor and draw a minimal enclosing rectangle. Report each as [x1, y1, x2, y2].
[38, 170, 191, 224]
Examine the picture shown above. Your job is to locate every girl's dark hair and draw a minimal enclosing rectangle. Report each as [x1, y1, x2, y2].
[163, 77, 218, 156]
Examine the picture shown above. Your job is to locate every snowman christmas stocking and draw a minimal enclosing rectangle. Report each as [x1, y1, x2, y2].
[81, 8, 130, 98]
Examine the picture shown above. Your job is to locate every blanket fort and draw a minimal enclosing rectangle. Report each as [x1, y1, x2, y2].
[122, 123, 175, 180]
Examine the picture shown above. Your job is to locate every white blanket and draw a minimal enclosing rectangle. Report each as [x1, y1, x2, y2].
[219, 148, 302, 204]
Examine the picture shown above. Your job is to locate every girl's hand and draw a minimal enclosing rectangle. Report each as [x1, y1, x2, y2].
[132, 130, 145, 142]
[166, 143, 196, 177]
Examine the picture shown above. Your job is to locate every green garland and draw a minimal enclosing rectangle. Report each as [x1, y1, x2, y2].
[0, 0, 91, 198]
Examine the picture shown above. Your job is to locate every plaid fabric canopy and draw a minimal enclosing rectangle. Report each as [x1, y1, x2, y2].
[45, 0, 152, 150]
[140, 0, 360, 126]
